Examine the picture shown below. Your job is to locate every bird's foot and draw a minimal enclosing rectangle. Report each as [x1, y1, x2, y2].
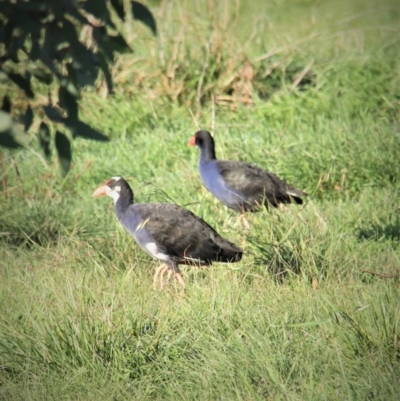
[153, 264, 186, 291]
[153, 264, 169, 290]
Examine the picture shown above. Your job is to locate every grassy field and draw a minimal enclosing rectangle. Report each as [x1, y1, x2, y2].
[1, 0, 400, 399]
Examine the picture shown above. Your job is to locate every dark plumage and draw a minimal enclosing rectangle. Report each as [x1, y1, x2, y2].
[93, 177, 242, 288]
[189, 130, 307, 215]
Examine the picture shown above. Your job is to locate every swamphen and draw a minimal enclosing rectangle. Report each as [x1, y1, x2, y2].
[188, 130, 307, 228]
[93, 177, 243, 288]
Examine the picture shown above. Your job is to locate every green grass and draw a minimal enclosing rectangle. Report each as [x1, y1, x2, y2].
[1, 0, 400, 399]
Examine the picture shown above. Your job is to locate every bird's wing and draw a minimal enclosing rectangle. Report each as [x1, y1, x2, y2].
[217, 160, 291, 204]
[130, 203, 241, 263]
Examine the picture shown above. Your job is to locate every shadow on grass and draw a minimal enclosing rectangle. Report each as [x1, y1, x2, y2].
[356, 217, 400, 242]
[247, 240, 303, 283]
[245, 221, 328, 283]
[0, 217, 63, 248]
[0, 201, 96, 249]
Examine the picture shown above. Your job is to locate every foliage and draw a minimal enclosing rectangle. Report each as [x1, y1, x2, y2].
[0, 0, 156, 175]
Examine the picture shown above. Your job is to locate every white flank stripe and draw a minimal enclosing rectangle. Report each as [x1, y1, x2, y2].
[145, 242, 170, 261]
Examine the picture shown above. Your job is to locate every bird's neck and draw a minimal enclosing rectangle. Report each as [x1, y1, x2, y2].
[200, 146, 216, 162]
[115, 187, 134, 213]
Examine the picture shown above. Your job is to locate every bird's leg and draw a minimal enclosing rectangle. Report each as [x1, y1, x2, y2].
[165, 268, 174, 282]
[153, 263, 168, 289]
[159, 264, 170, 289]
[154, 263, 186, 290]
[168, 264, 186, 289]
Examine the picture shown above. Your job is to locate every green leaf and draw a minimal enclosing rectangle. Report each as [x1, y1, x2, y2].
[43, 105, 64, 122]
[38, 122, 51, 159]
[8, 118, 29, 146]
[0, 132, 22, 149]
[14, 8, 42, 43]
[62, 19, 99, 87]
[64, 4, 90, 25]
[131, 1, 157, 35]
[66, 79, 80, 98]
[110, 0, 125, 20]
[3, 17, 16, 50]
[8, 30, 29, 62]
[30, 67, 53, 84]
[107, 33, 131, 54]
[92, 26, 114, 61]
[82, 0, 111, 24]
[64, 64, 81, 97]
[97, 53, 113, 94]
[21, 105, 34, 131]
[0, 110, 13, 133]
[93, 28, 131, 63]
[1, 95, 11, 113]
[59, 86, 78, 121]
[76, 66, 99, 87]
[65, 119, 109, 142]
[8, 73, 34, 98]
[41, 60, 62, 81]
[0, 110, 29, 147]
[61, 17, 80, 49]
[55, 131, 72, 176]
[29, 32, 41, 60]
[16, 0, 51, 12]
[0, 1, 14, 18]
[40, 25, 60, 62]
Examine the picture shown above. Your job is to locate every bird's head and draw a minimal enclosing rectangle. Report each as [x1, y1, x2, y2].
[188, 130, 214, 149]
[92, 176, 126, 204]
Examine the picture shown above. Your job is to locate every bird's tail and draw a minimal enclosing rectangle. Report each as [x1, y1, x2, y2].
[287, 187, 307, 204]
[219, 241, 243, 263]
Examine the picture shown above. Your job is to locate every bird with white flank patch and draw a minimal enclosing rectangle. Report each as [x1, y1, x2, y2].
[93, 177, 243, 289]
[189, 130, 307, 229]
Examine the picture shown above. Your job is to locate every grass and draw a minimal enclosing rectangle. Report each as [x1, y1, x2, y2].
[1, 0, 400, 399]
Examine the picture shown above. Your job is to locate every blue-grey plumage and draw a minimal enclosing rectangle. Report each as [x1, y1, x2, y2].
[93, 177, 243, 288]
[189, 130, 307, 213]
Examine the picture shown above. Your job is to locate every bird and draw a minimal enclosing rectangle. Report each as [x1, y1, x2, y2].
[188, 130, 307, 229]
[92, 176, 243, 289]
